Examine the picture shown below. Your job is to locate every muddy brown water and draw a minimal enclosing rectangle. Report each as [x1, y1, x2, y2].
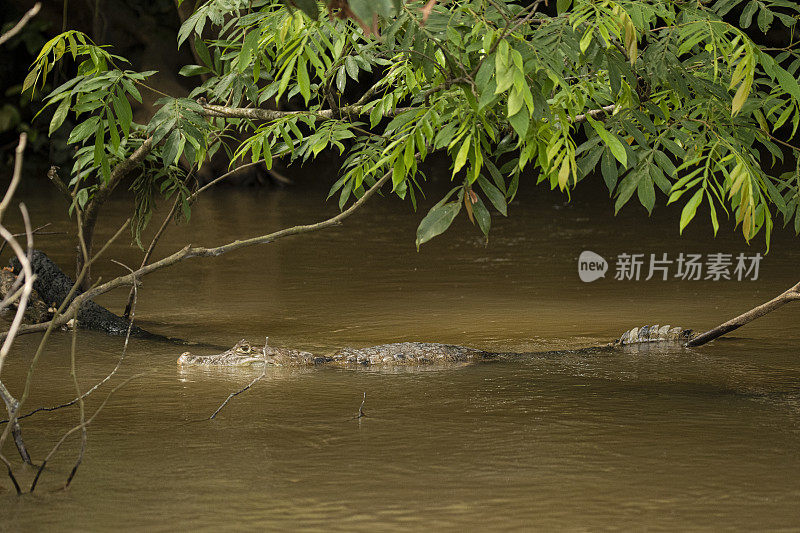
[0, 174, 799, 531]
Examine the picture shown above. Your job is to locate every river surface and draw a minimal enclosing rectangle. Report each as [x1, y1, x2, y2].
[1, 171, 799, 531]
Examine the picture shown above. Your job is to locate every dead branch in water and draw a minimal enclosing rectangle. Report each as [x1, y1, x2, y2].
[207, 337, 270, 420]
[687, 281, 800, 347]
[60, 213, 96, 490]
[0, 134, 36, 474]
[0, 258, 139, 432]
[349, 392, 367, 420]
[0, 135, 142, 493]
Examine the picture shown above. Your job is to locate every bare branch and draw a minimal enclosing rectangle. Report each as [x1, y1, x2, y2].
[29, 373, 144, 493]
[687, 281, 800, 347]
[0, 3, 41, 47]
[0, 134, 28, 223]
[200, 103, 414, 121]
[47, 166, 73, 202]
[2, 168, 394, 341]
[64, 307, 87, 490]
[0, 211, 35, 374]
[0, 139, 36, 478]
[208, 337, 269, 420]
[572, 105, 616, 123]
[79, 137, 154, 287]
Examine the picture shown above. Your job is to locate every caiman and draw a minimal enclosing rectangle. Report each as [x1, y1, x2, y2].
[177, 325, 695, 367]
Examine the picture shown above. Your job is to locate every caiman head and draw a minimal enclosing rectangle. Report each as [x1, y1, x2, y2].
[178, 339, 268, 366]
[178, 339, 320, 366]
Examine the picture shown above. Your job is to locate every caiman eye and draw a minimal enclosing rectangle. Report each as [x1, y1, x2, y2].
[238, 341, 251, 354]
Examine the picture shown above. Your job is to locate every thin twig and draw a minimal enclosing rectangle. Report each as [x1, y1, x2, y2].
[349, 391, 367, 420]
[47, 166, 72, 202]
[187, 161, 265, 203]
[0, 133, 28, 224]
[123, 188, 182, 318]
[0, 3, 41, 47]
[29, 373, 144, 493]
[0, 211, 34, 375]
[0, 222, 60, 256]
[200, 103, 414, 122]
[64, 306, 87, 489]
[207, 337, 269, 420]
[60, 210, 96, 490]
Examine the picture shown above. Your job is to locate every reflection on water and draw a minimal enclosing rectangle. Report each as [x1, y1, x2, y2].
[0, 177, 799, 530]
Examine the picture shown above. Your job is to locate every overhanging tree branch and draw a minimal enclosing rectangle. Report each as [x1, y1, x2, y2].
[78, 136, 154, 288]
[0, 167, 395, 342]
[199, 103, 414, 121]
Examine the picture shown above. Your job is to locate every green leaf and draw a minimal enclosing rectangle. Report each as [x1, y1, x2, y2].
[22, 69, 38, 94]
[297, 56, 310, 104]
[244, 29, 261, 70]
[179, 65, 211, 77]
[49, 97, 71, 136]
[345, 56, 359, 81]
[162, 129, 182, 166]
[739, 0, 758, 29]
[194, 39, 212, 67]
[416, 201, 462, 250]
[679, 189, 704, 234]
[587, 118, 627, 167]
[579, 29, 593, 54]
[336, 66, 347, 92]
[472, 196, 491, 236]
[508, 87, 524, 117]
[614, 173, 638, 213]
[263, 141, 273, 170]
[508, 109, 529, 138]
[708, 192, 720, 236]
[637, 171, 655, 213]
[485, 160, 506, 194]
[112, 90, 132, 137]
[731, 79, 751, 116]
[477, 175, 507, 216]
[757, 6, 773, 32]
[68, 116, 100, 144]
[107, 109, 120, 150]
[93, 130, 105, 170]
[452, 134, 472, 176]
[600, 149, 618, 192]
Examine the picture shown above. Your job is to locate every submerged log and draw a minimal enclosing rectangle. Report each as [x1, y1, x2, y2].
[0, 267, 51, 323]
[7, 250, 152, 337]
